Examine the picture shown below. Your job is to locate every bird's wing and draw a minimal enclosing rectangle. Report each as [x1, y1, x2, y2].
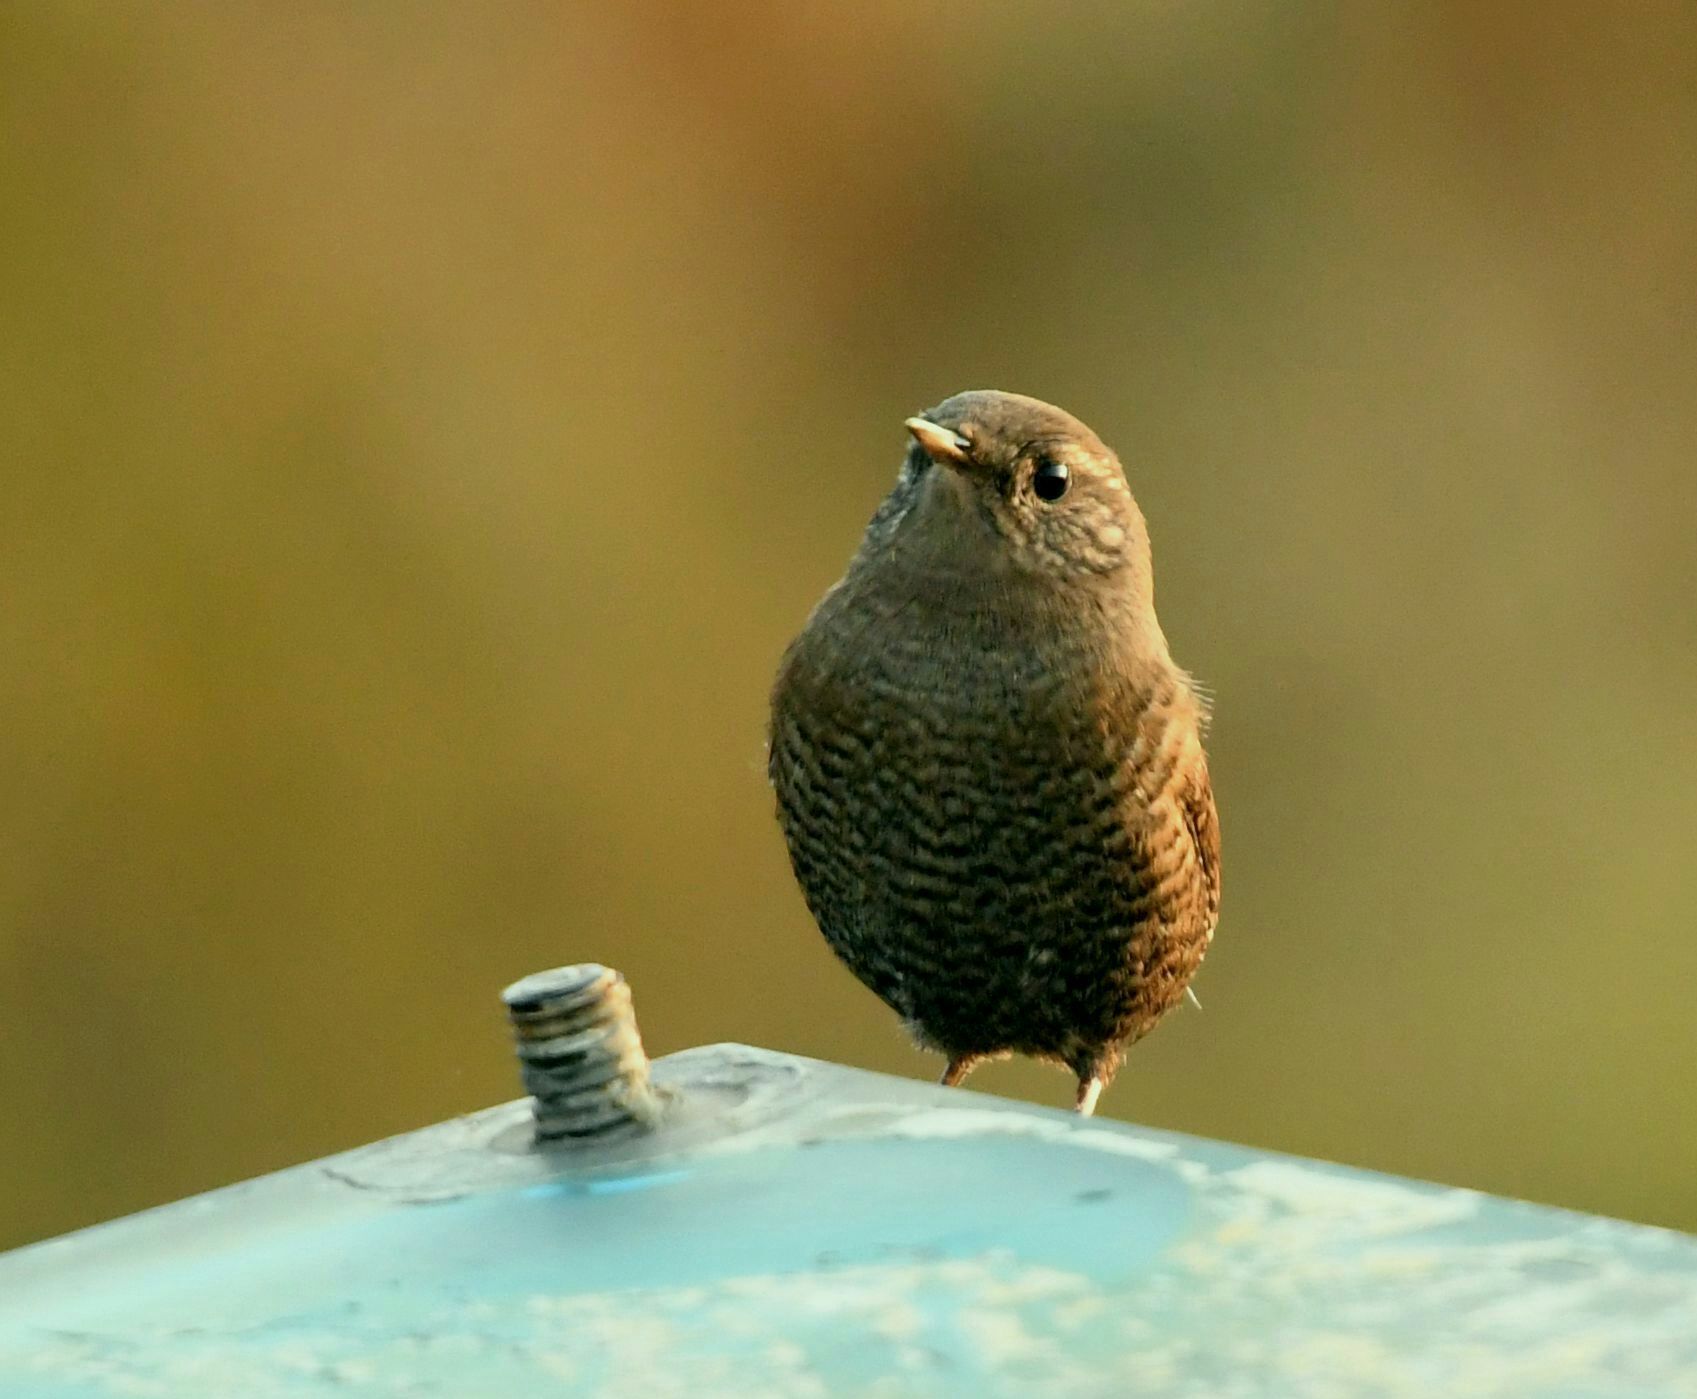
[1181, 758, 1222, 932]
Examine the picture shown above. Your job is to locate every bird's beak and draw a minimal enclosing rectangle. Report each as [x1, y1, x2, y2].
[905, 417, 971, 467]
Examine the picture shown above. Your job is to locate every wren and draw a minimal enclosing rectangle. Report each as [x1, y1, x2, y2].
[768, 391, 1220, 1115]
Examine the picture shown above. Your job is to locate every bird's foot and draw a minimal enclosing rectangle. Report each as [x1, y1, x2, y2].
[940, 1056, 980, 1089]
[1074, 1076, 1105, 1117]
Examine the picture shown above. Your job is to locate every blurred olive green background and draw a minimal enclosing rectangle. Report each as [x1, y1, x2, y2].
[4, 3, 1695, 1250]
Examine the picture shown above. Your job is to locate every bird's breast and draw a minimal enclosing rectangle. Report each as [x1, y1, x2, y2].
[769, 578, 1216, 1058]
[771, 590, 1181, 912]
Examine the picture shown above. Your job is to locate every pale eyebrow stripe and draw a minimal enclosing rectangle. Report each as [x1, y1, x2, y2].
[1017, 436, 1118, 484]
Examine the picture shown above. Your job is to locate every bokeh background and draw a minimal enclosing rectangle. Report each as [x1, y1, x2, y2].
[4, 3, 1695, 1251]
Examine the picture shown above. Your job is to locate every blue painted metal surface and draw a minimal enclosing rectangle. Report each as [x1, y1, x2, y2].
[3, 1045, 1695, 1396]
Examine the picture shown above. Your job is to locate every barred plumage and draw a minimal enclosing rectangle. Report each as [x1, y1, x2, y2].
[769, 391, 1220, 1114]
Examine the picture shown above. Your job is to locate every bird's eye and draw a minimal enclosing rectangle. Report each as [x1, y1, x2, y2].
[1032, 457, 1071, 502]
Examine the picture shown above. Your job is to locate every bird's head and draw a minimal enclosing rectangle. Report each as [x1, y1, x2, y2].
[894, 390, 1152, 597]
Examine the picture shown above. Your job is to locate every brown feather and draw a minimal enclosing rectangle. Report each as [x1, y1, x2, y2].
[769, 391, 1220, 1104]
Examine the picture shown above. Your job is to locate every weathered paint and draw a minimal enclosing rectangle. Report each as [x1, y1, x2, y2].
[3, 1046, 1695, 1396]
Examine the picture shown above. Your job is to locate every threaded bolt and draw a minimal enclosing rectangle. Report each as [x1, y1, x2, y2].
[501, 964, 665, 1142]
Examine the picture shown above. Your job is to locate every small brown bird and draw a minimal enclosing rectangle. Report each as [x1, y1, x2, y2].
[768, 390, 1219, 1115]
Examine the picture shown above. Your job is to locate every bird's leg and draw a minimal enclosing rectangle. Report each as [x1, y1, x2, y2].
[940, 1056, 980, 1089]
[1074, 1075, 1105, 1117]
